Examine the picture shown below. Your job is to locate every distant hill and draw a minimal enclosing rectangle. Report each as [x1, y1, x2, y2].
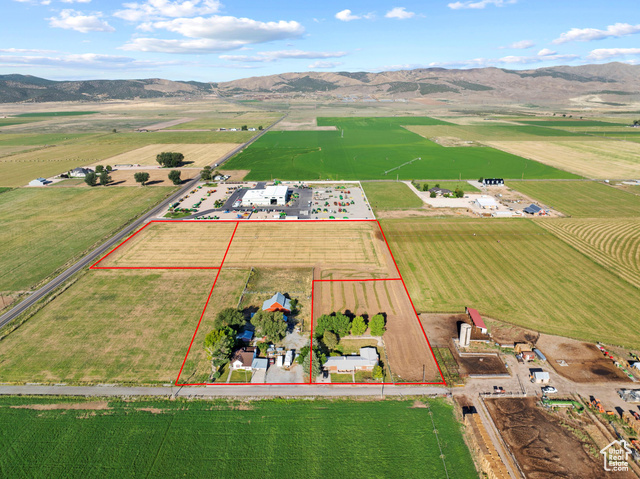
[1, 63, 639, 106]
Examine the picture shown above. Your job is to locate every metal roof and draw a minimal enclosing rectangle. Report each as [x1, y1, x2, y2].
[524, 204, 542, 214]
[466, 307, 487, 330]
[323, 347, 379, 370]
[262, 292, 291, 311]
[252, 358, 268, 369]
[475, 196, 497, 207]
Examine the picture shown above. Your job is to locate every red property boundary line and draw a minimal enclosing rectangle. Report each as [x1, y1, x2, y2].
[90, 218, 446, 387]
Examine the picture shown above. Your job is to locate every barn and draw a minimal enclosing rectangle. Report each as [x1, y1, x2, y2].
[262, 292, 291, 313]
[524, 204, 545, 216]
[465, 307, 488, 334]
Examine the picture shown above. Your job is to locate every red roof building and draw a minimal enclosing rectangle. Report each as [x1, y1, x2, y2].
[466, 307, 488, 334]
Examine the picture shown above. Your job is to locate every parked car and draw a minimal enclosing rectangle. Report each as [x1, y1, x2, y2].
[542, 386, 557, 394]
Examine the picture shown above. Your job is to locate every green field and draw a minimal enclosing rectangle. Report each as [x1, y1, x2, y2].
[0, 187, 175, 292]
[0, 133, 92, 148]
[0, 269, 216, 384]
[509, 181, 640, 217]
[170, 112, 282, 130]
[382, 218, 640, 348]
[223, 117, 578, 180]
[15, 111, 99, 117]
[0, 118, 42, 127]
[0, 396, 475, 478]
[407, 123, 588, 141]
[362, 182, 423, 211]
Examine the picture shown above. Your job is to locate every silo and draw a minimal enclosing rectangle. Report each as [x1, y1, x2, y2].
[460, 323, 471, 348]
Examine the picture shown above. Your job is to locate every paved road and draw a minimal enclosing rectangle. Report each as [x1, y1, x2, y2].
[0, 114, 286, 330]
[0, 384, 448, 398]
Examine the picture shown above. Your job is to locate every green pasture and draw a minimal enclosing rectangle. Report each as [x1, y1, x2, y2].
[0, 396, 475, 479]
[362, 181, 423, 211]
[509, 181, 640, 217]
[223, 117, 578, 180]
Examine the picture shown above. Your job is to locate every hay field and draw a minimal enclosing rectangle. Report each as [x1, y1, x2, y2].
[509, 181, 640, 217]
[99, 143, 239, 168]
[313, 279, 441, 382]
[539, 218, 640, 288]
[169, 111, 281, 130]
[485, 140, 640, 179]
[107, 168, 198, 186]
[382, 218, 640, 348]
[0, 187, 175, 293]
[0, 269, 217, 384]
[224, 221, 398, 278]
[97, 222, 238, 268]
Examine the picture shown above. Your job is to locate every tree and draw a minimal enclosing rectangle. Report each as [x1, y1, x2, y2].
[369, 314, 386, 336]
[634, 120, 640, 126]
[435, 183, 440, 188]
[289, 298, 299, 314]
[430, 191, 437, 198]
[99, 171, 111, 186]
[478, 177, 484, 183]
[454, 188, 464, 198]
[350, 315, 367, 336]
[372, 365, 384, 380]
[168, 170, 182, 185]
[84, 171, 97, 187]
[303, 348, 322, 379]
[241, 125, 248, 131]
[322, 331, 338, 350]
[252, 310, 287, 343]
[258, 125, 263, 131]
[134, 172, 150, 186]
[156, 152, 184, 168]
[315, 312, 351, 337]
[112, 128, 117, 133]
[213, 307, 245, 330]
[201, 165, 212, 181]
[422, 183, 429, 192]
[106, 165, 112, 172]
[296, 346, 310, 365]
[95, 165, 104, 174]
[203, 327, 236, 374]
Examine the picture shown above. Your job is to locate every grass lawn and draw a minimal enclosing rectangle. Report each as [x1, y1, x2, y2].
[223, 117, 577, 181]
[362, 182, 423, 212]
[330, 373, 354, 383]
[412, 180, 480, 193]
[509, 181, 640, 217]
[0, 396, 476, 478]
[229, 369, 253, 382]
[382, 218, 640, 348]
[0, 186, 175, 292]
[0, 269, 217, 384]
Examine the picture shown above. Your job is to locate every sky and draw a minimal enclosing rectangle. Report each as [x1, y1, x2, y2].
[1, 0, 639, 82]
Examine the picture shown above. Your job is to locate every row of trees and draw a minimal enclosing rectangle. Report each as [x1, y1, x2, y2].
[200, 166, 222, 182]
[84, 169, 182, 187]
[315, 312, 386, 339]
[156, 152, 184, 168]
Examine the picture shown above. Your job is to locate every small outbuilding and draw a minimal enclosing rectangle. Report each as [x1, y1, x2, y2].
[524, 204, 544, 215]
[466, 307, 488, 334]
[28, 178, 49, 187]
[262, 292, 291, 314]
[237, 330, 254, 343]
[531, 371, 550, 384]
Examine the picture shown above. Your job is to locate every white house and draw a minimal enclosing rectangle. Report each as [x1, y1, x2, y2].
[324, 347, 379, 373]
[242, 185, 289, 206]
[69, 167, 94, 178]
[28, 178, 48, 187]
[231, 347, 256, 371]
[475, 196, 498, 209]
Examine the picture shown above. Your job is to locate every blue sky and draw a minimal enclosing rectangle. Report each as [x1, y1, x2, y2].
[1, 0, 639, 81]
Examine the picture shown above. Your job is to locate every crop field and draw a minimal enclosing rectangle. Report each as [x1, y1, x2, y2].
[0, 269, 218, 384]
[0, 133, 91, 148]
[106, 167, 198, 186]
[516, 119, 630, 127]
[361, 181, 423, 211]
[223, 117, 576, 180]
[95, 143, 239, 168]
[538, 218, 640, 288]
[169, 111, 282, 130]
[313, 279, 441, 383]
[0, 396, 476, 479]
[95, 221, 237, 268]
[405, 124, 588, 141]
[382, 218, 640, 348]
[0, 187, 175, 293]
[485, 140, 640, 179]
[508, 181, 640, 217]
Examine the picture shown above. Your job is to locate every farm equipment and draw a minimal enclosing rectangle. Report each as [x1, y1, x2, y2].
[590, 396, 605, 413]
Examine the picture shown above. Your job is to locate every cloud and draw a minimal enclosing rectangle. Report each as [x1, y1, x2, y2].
[0, 52, 179, 70]
[48, 9, 114, 33]
[385, 7, 415, 19]
[219, 49, 348, 62]
[308, 61, 344, 68]
[121, 37, 246, 53]
[61, 0, 92, 3]
[537, 48, 556, 56]
[587, 48, 640, 61]
[429, 51, 579, 68]
[448, 0, 516, 10]
[335, 9, 374, 21]
[502, 40, 534, 49]
[114, 0, 221, 22]
[0, 48, 59, 54]
[553, 23, 640, 44]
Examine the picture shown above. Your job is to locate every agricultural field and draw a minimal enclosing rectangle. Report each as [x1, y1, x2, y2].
[0, 269, 217, 384]
[405, 123, 588, 141]
[515, 119, 630, 128]
[0, 187, 175, 293]
[223, 117, 577, 181]
[0, 396, 476, 479]
[312, 279, 441, 383]
[169, 111, 282, 130]
[15, 111, 99, 117]
[538, 218, 640, 288]
[508, 181, 640, 217]
[382, 218, 640, 348]
[106, 168, 198, 187]
[95, 143, 240, 168]
[361, 181, 423, 212]
[95, 221, 237, 268]
[485, 140, 640, 179]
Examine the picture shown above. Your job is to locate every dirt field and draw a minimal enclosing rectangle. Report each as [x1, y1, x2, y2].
[485, 398, 608, 479]
[99, 143, 240, 168]
[224, 222, 398, 279]
[536, 334, 631, 383]
[96, 221, 237, 267]
[485, 140, 640, 179]
[106, 168, 198, 186]
[313, 279, 441, 383]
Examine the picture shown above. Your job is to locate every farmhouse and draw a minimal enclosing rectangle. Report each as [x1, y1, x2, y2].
[69, 167, 94, 178]
[231, 346, 256, 371]
[28, 178, 48, 187]
[429, 187, 452, 196]
[324, 347, 379, 373]
[482, 178, 505, 186]
[243, 185, 290, 206]
[465, 307, 488, 334]
[262, 292, 291, 313]
[475, 196, 498, 209]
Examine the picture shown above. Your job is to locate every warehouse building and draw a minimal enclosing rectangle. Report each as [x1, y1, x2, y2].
[475, 196, 498, 209]
[242, 185, 290, 206]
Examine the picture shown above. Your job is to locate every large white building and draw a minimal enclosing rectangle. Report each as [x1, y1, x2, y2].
[475, 196, 498, 209]
[242, 185, 289, 206]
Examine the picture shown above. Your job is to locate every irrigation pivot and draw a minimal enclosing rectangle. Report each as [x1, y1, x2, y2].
[384, 157, 421, 175]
